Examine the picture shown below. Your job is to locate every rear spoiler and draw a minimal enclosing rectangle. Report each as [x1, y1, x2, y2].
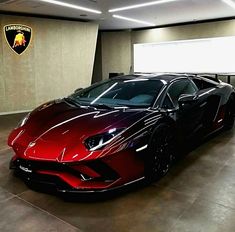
[193, 73, 220, 83]
[134, 72, 233, 84]
[191, 73, 235, 84]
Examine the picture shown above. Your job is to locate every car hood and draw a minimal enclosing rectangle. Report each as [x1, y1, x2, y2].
[10, 100, 150, 162]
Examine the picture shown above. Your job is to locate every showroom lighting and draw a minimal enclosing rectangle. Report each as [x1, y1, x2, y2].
[109, 0, 178, 12]
[113, 15, 155, 26]
[39, 0, 102, 14]
[222, 0, 235, 9]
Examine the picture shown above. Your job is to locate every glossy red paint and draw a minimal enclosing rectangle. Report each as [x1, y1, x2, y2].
[8, 100, 148, 192]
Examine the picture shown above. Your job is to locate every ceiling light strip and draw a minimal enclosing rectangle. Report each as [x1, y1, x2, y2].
[109, 0, 178, 12]
[222, 0, 235, 9]
[113, 15, 155, 26]
[39, 0, 102, 14]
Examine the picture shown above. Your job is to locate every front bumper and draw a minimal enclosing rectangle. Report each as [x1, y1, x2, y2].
[10, 157, 144, 194]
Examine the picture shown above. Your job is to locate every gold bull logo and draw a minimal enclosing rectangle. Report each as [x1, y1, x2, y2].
[4, 24, 32, 55]
[13, 30, 26, 48]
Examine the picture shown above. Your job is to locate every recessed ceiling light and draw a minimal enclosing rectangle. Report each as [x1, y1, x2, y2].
[109, 0, 178, 12]
[39, 0, 102, 14]
[113, 15, 155, 27]
[222, 0, 235, 9]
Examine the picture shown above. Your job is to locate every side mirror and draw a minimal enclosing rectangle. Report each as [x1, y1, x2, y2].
[74, 88, 83, 93]
[178, 94, 198, 107]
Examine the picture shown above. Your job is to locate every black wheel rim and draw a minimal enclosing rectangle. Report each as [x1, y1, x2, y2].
[151, 126, 174, 176]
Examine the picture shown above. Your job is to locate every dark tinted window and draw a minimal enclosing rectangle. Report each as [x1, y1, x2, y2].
[192, 78, 217, 90]
[162, 93, 174, 109]
[162, 79, 198, 108]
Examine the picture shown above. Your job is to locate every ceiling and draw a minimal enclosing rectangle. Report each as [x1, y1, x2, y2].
[0, 0, 235, 30]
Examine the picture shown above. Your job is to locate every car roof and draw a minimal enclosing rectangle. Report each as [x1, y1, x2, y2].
[112, 73, 193, 83]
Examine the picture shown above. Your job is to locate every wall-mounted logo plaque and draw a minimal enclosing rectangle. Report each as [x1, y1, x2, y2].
[4, 24, 32, 55]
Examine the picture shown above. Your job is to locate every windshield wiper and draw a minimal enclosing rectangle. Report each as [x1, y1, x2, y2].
[114, 105, 129, 109]
[63, 97, 81, 107]
[91, 103, 114, 109]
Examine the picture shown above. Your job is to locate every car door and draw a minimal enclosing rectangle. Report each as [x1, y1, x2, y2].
[161, 78, 208, 139]
[192, 77, 223, 132]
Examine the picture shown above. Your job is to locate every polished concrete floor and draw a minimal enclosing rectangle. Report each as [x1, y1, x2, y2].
[0, 113, 235, 232]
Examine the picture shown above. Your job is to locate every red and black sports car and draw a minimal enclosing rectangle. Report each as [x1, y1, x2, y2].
[8, 73, 235, 193]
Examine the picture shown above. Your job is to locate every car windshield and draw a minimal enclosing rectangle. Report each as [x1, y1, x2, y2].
[68, 79, 165, 108]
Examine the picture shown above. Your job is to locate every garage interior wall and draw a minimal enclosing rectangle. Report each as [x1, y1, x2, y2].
[100, 19, 235, 85]
[0, 15, 98, 114]
[101, 31, 131, 80]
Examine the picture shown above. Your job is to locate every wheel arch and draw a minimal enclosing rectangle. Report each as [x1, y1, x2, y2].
[147, 115, 177, 143]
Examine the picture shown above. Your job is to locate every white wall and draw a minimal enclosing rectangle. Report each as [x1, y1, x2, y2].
[134, 36, 235, 73]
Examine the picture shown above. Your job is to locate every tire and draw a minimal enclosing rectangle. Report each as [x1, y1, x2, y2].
[224, 95, 235, 130]
[145, 123, 175, 182]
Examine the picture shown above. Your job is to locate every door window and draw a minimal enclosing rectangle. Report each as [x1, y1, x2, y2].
[162, 79, 198, 108]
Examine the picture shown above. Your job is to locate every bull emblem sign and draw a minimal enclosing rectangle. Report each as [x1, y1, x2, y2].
[4, 24, 32, 55]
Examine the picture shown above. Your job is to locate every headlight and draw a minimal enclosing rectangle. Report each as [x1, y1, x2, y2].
[84, 128, 125, 151]
[17, 113, 30, 128]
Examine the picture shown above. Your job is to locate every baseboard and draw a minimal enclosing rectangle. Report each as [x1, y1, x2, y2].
[0, 109, 31, 116]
